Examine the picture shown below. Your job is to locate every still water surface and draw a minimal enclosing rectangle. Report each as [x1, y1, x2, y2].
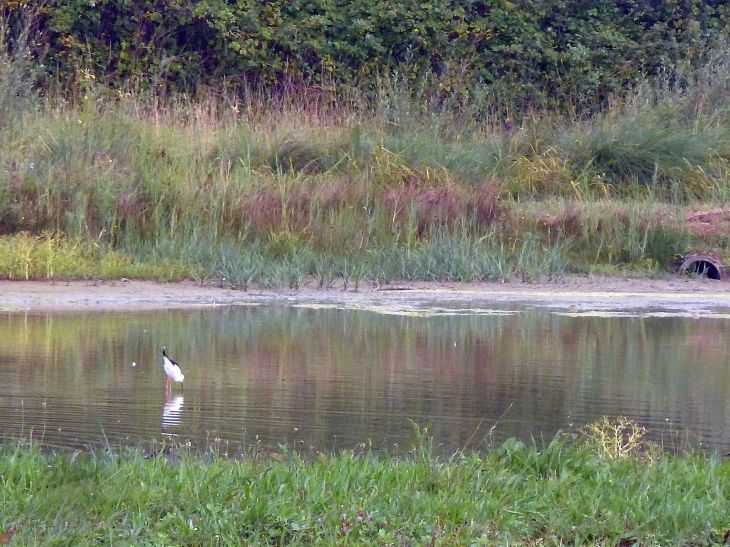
[2, 303, 730, 454]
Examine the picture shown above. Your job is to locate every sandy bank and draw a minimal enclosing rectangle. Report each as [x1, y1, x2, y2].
[2, 275, 730, 314]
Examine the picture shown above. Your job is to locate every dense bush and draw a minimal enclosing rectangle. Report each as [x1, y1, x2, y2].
[5, 0, 730, 113]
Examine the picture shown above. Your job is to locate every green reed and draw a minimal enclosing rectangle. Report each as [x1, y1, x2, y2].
[2, 420, 729, 546]
[0, 218, 678, 285]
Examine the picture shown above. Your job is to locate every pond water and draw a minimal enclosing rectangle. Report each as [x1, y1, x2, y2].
[2, 302, 730, 455]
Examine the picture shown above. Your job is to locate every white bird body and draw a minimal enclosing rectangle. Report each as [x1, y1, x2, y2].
[162, 348, 184, 392]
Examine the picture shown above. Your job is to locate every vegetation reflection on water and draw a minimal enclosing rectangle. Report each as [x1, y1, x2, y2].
[1, 304, 730, 454]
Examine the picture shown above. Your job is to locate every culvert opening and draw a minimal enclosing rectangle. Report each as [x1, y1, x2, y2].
[683, 259, 721, 280]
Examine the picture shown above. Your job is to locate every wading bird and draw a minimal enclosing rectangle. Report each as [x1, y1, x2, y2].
[162, 347, 184, 396]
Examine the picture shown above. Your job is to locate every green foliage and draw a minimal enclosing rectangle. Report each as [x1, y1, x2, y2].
[5, 0, 730, 112]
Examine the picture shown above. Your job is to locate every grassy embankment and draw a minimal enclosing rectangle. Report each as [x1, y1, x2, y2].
[3, 48, 730, 286]
[2, 420, 729, 546]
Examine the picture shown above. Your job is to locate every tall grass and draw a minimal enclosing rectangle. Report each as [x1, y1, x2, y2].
[2, 42, 730, 283]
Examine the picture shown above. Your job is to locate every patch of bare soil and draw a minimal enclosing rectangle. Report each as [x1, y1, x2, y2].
[1, 275, 730, 314]
[686, 207, 730, 238]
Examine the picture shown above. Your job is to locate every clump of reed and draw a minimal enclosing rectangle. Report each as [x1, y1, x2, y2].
[1, 418, 728, 546]
[0, 233, 189, 281]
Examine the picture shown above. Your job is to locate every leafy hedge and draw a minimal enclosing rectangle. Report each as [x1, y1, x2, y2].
[6, 0, 730, 111]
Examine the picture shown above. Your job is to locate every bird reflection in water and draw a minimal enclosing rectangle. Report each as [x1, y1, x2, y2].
[162, 395, 184, 433]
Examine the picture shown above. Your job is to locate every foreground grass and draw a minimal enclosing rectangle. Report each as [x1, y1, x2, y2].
[2, 424, 730, 546]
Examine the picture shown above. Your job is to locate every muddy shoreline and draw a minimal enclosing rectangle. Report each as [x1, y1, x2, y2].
[2, 275, 730, 314]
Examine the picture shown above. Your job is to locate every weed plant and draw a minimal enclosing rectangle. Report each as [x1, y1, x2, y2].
[1, 420, 729, 545]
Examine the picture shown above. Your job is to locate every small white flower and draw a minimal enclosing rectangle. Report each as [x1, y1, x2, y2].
[29, 163, 34, 169]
